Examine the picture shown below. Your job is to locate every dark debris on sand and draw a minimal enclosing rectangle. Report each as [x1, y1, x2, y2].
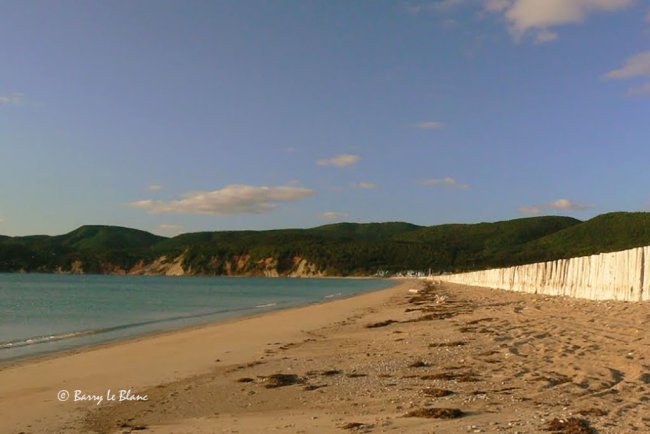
[429, 341, 466, 347]
[365, 319, 397, 328]
[422, 387, 454, 397]
[404, 407, 465, 419]
[321, 369, 343, 376]
[261, 373, 304, 388]
[119, 422, 148, 431]
[420, 371, 480, 382]
[341, 421, 374, 431]
[545, 417, 594, 434]
[577, 408, 608, 417]
[303, 384, 326, 391]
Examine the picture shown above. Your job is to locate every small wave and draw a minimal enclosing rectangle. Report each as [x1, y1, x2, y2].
[0, 306, 258, 352]
[0, 330, 98, 350]
[323, 292, 343, 299]
[255, 303, 277, 308]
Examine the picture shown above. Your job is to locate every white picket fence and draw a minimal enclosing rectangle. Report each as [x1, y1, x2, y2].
[433, 246, 650, 301]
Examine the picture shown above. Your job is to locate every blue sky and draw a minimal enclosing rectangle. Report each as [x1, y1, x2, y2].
[1, 0, 649, 236]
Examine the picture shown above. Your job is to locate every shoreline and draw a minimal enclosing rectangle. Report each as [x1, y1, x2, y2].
[0, 271, 383, 278]
[0, 278, 413, 433]
[0, 275, 394, 368]
[3, 279, 649, 433]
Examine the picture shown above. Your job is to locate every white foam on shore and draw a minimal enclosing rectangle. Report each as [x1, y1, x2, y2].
[255, 303, 278, 308]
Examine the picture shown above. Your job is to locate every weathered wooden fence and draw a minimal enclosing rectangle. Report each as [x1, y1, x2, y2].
[434, 246, 650, 301]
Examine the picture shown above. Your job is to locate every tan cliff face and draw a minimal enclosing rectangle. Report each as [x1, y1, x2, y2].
[288, 256, 324, 278]
[256, 257, 279, 277]
[235, 255, 250, 271]
[99, 263, 128, 275]
[70, 260, 84, 274]
[60, 253, 324, 277]
[128, 254, 187, 276]
[224, 255, 251, 275]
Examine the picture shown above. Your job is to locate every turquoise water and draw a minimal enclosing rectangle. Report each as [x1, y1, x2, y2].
[0, 274, 393, 362]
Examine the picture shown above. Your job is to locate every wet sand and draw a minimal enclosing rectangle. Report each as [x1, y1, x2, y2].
[2, 279, 650, 433]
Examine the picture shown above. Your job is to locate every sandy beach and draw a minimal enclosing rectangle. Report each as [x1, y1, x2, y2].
[2, 279, 650, 434]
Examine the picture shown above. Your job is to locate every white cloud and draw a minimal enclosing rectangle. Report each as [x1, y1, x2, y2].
[485, 0, 511, 12]
[442, 18, 460, 28]
[406, 0, 464, 14]
[155, 224, 184, 236]
[0, 93, 22, 106]
[486, 0, 634, 43]
[320, 211, 349, 220]
[518, 206, 543, 215]
[405, 4, 425, 14]
[605, 51, 650, 79]
[148, 184, 163, 191]
[535, 29, 559, 43]
[605, 51, 650, 94]
[418, 177, 470, 190]
[352, 181, 378, 190]
[627, 82, 650, 95]
[131, 184, 314, 215]
[433, 0, 465, 10]
[519, 198, 592, 214]
[416, 120, 445, 129]
[549, 198, 591, 210]
[316, 154, 360, 167]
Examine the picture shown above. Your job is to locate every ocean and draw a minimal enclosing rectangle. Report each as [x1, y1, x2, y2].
[0, 274, 394, 363]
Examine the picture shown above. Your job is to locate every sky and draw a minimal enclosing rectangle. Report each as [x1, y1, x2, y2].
[1, 0, 649, 237]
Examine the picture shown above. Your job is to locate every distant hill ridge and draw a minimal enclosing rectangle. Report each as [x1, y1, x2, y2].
[1, 212, 649, 276]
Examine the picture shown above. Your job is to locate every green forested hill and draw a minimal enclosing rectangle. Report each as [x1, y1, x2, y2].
[1, 213, 649, 276]
[393, 216, 581, 270]
[51, 225, 166, 251]
[0, 226, 165, 273]
[512, 212, 650, 263]
[311, 222, 423, 239]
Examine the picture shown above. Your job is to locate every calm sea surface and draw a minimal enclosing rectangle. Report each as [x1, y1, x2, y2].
[0, 274, 394, 362]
